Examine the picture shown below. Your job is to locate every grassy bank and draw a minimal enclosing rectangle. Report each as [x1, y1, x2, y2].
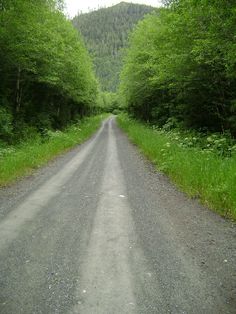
[0, 115, 104, 186]
[117, 115, 236, 220]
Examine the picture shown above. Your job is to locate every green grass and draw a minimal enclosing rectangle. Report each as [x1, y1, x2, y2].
[0, 115, 105, 186]
[117, 114, 236, 220]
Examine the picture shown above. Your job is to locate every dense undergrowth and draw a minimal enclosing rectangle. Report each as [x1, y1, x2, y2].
[118, 114, 236, 220]
[0, 115, 104, 186]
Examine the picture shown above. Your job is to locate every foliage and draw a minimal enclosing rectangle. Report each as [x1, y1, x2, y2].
[0, 0, 98, 144]
[0, 115, 104, 186]
[118, 114, 236, 219]
[96, 92, 121, 113]
[73, 2, 154, 91]
[119, 0, 236, 135]
[0, 106, 13, 142]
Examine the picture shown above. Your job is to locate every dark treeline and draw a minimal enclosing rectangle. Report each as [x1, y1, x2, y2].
[73, 2, 154, 92]
[120, 0, 236, 135]
[0, 0, 97, 144]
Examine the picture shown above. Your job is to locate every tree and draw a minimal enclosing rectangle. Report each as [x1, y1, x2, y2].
[119, 0, 236, 135]
[73, 2, 155, 91]
[0, 0, 98, 142]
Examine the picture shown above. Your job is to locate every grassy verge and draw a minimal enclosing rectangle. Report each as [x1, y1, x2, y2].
[0, 115, 105, 186]
[117, 114, 236, 220]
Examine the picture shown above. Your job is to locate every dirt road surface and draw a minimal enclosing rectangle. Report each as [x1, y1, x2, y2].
[0, 118, 235, 313]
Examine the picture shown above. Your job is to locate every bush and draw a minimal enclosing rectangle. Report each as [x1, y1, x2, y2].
[0, 107, 13, 142]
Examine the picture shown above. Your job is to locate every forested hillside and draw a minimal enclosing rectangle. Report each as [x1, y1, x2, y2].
[73, 2, 154, 91]
[120, 0, 236, 135]
[0, 0, 97, 144]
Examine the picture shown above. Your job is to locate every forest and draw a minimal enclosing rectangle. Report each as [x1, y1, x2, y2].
[119, 0, 236, 136]
[0, 0, 235, 213]
[3, 0, 235, 142]
[117, 0, 236, 216]
[0, 0, 97, 145]
[1, 2, 236, 312]
[73, 2, 154, 92]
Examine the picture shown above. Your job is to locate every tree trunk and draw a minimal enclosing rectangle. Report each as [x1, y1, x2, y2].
[16, 66, 21, 113]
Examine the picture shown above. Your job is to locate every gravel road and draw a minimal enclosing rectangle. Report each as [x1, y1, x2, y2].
[0, 117, 235, 314]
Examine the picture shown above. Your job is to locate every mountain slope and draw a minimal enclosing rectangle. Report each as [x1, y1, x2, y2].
[72, 2, 155, 91]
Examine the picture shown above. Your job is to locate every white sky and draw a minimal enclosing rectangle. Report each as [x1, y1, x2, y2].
[64, 0, 162, 17]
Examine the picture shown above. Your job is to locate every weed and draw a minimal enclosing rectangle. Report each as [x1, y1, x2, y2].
[0, 115, 104, 186]
[117, 114, 236, 220]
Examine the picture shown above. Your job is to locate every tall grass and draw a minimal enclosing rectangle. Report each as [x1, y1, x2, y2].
[117, 115, 236, 220]
[0, 115, 104, 186]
